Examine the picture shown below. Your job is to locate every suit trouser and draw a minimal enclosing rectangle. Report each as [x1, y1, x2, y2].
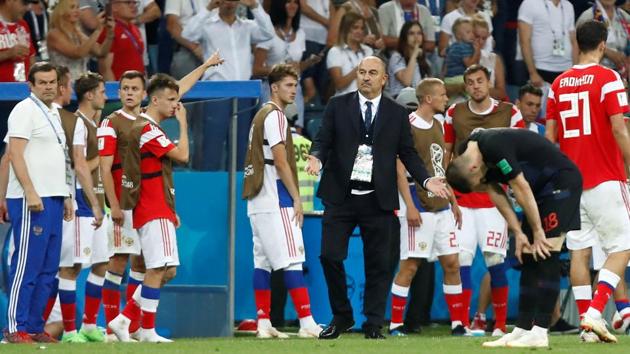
[6, 196, 63, 333]
[320, 192, 397, 329]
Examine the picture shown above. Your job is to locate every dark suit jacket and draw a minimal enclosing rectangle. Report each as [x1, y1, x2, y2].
[310, 91, 431, 211]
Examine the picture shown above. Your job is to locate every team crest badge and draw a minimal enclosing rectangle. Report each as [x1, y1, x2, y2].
[84, 247, 92, 256]
[299, 246, 304, 255]
[32, 225, 43, 236]
[124, 237, 135, 247]
[419, 242, 428, 251]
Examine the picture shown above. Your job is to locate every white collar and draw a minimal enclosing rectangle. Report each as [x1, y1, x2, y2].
[408, 111, 434, 129]
[572, 63, 598, 69]
[140, 112, 159, 125]
[116, 109, 137, 121]
[468, 98, 498, 116]
[358, 91, 382, 110]
[51, 102, 62, 110]
[210, 9, 241, 25]
[76, 109, 98, 127]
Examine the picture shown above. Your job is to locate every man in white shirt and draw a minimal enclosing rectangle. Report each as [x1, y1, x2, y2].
[517, 0, 578, 87]
[165, 0, 211, 79]
[3, 62, 73, 344]
[181, 0, 274, 81]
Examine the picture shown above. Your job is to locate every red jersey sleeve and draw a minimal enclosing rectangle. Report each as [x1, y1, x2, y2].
[510, 104, 525, 128]
[97, 118, 117, 156]
[601, 69, 630, 117]
[140, 125, 175, 158]
[444, 104, 456, 144]
[546, 83, 559, 122]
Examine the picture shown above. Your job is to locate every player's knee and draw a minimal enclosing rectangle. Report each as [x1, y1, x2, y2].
[161, 267, 177, 285]
[440, 255, 460, 275]
[130, 255, 146, 272]
[459, 251, 474, 267]
[483, 252, 504, 267]
[108, 255, 128, 274]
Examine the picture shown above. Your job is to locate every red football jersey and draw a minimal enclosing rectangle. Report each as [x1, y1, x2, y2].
[97, 110, 137, 200]
[133, 116, 176, 229]
[0, 19, 35, 82]
[444, 99, 524, 208]
[547, 64, 630, 189]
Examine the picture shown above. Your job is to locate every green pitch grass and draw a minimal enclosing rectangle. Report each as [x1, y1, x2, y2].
[1, 327, 629, 353]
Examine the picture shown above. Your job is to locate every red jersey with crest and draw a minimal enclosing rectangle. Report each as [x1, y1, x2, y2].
[444, 98, 524, 208]
[97, 109, 137, 199]
[547, 64, 630, 190]
[134, 113, 176, 229]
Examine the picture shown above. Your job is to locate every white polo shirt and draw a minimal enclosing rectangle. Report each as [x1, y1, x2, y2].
[516, 0, 575, 72]
[6, 94, 69, 198]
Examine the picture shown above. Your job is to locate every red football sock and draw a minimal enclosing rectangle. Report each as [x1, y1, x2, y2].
[254, 289, 271, 320]
[462, 288, 473, 326]
[591, 283, 615, 314]
[121, 299, 141, 322]
[444, 292, 464, 324]
[60, 302, 76, 332]
[127, 282, 140, 307]
[83, 296, 101, 325]
[288, 288, 312, 318]
[141, 310, 156, 330]
[576, 299, 591, 317]
[43, 296, 56, 322]
[102, 288, 120, 334]
[491, 287, 508, 331]
[391, 295, 407, 325]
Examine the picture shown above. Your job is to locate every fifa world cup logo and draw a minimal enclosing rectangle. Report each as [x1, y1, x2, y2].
[428, 143, 445, 198]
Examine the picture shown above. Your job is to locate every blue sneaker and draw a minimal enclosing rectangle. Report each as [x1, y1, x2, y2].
[389, 326, 407, 337]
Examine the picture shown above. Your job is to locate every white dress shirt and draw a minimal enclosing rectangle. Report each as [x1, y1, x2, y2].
[181, 5, 275, 80]
[351, 92, 382, 195]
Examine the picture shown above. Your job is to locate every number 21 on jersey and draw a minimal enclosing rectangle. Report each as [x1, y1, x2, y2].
[559, 91, 591, 138]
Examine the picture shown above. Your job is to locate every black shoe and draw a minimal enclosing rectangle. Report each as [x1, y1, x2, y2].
[318, 319, 354, 340]
[402, 324, 422, 334]
[364, 328, 386, 339]
[451, 324, 468, 336]
[549, 318, 579, 335]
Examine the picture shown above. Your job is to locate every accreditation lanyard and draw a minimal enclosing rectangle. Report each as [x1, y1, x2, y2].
[30, 96, 64, 147]
[189, 0, 197, 15]
[543, 0, 566, 44]
[28, 7, 47, 42]
[116, 20, 143, 56]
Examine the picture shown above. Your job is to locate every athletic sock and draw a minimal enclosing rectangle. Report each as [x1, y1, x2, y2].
[253, 268, 271, 322]
[82, 273, 104, 327]
[43, 277, 59, 322]
[58, 278, 77, 333]
[460, 266, 472, 327]
[572, 285, 592, 318]
[284, 270, 314, 322]
[140, 285, 160, 330]
[390, 283, 409, 330]
[102, 271, 123, 334]
[533, 254, 561, 329]
[127, 271, 145, 333]
[516, 259, 536, 330]
[121, 285, 142, 323]
[615, 298, 630, 324]
[488, 263, 508, 332]
[587, 269, 620, 318]
[443, 283, 464, 328]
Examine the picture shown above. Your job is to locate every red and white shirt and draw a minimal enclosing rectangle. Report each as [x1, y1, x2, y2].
[134, 113, 176, 229]
[0, 19, 35, 82]
[247, 105, 293, 215]
[97, 109, 137, 200]
[547, 63, 630, 189]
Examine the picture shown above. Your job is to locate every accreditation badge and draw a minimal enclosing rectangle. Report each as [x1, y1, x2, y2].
[350, 144, 374, 183]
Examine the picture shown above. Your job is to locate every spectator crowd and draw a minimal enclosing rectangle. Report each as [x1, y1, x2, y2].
[1, 0, 627, 134]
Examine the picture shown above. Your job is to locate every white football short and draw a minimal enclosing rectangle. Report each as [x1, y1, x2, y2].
[399, 209, 459, 260]
[249, 208, 305, 271]
[59, 214, 108, 266]
[456, 207, 508, 256]
[137, 218, 179, 269]
[566, 181, 630, 254]
[107, 209, 141, 255]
